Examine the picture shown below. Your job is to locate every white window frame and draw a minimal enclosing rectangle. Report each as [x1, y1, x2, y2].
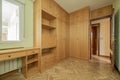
[0, 0, 25, 43]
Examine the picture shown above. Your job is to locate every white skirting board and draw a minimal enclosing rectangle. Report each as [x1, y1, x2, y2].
[0, 59, 22, 75]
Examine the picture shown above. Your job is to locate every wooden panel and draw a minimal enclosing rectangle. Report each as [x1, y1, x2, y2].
[57, 20, 66, 60]
[27, 49, 40, 56]
[27, 62, 39, 77]
[41, 56, 46, 71]
[0, 52, 26, 61]
[49, 0, 57, 16]
[34, 0, 42, 48]
[42, 28, 56, 49]
[41, 0, 50, 12]
[34, 0, 42, 74]
[57, 14, 69, 61]
[41, 0, 57, 16]
[42, 10, 56, 20]
[70, 7, 90, 60]
[55, 3, 69, 61]
[41, 50, 56, 72]
[91, 5, 113, 20]
[42, 14, 56, 29]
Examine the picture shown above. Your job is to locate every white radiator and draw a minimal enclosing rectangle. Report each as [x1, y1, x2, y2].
[0, 59, 22, 75]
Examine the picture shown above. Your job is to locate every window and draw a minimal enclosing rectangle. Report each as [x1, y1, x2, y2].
[0, 0, 24, 42]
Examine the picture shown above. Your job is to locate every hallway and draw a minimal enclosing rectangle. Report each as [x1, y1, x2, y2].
[1, 58, 120, 80]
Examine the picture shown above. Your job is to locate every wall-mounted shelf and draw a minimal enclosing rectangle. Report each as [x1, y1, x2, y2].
[27, 61, 38, 77]
[27, 53, 38, 64]
[42, 48, 55, 56]
[25, 49, 40, 77]
[42, 10, 56, 20]
[41, 48, 56, 71]
[41, 9, 57, 72]
[27, 66, 38, 75]
[27, 59, 38, 64]
[42, 24, 56, 29]
[42, 45, 56, 49]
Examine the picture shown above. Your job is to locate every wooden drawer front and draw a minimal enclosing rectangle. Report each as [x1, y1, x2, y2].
[27, 49, 40, 56]
[0, 52, 26, 61]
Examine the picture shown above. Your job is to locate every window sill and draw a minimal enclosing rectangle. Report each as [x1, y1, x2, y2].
[0, 41, 22, 44]
[0, 47, 24, 50]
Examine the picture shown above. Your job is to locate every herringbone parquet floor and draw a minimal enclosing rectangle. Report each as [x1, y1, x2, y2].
[1, 58, 120, 80]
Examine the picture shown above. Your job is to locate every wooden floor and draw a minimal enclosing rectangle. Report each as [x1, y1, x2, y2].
[1, 58, 120, 80]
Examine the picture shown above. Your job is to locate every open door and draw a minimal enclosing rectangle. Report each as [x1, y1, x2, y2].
[110, 16, 114, 70]
[112, 10, 119, 71]
[90, 23, 100, 58]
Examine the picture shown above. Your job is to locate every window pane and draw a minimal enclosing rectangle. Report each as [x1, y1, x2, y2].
[2, 0, 20, 41]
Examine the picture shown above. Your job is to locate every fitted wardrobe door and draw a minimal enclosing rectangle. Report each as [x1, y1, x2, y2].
[57, 19, 67, 61]
[70, 14, 81, 58]
[60, 20, 66, 60]
[78, 21, 84, 59]
[70, 7, 90, 60]
[81, 9, 90, 60]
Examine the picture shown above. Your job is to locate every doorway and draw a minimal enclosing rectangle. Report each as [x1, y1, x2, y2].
[91, 23, 100, 56]
[90, 20, 111, 64]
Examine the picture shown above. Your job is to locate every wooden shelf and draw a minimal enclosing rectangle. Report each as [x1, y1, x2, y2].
[42, 45, 56, 49]
[27, 54, 38, 64]
[27, 61, 38, 77]
[27, 58, 38, 64]
[26, 49, 39, 78]
[42, 10, 56, 20]
[42, 52, 52, 56]
[41, 7, 57, 72]
[28, 66, 38, 72]
[41, 49, 55, 72]
[27, 67, 38, 77]
[42, 48, 55, 56]
[42, 24, 56, 29]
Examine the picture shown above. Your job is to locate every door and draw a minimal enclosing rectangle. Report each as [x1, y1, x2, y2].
[58, 19, 67, 61]
[91, 27, 97, 55]
[70, 8, 90, 60]
[114, 11, 119, 70]
[91, 24, 100, 57]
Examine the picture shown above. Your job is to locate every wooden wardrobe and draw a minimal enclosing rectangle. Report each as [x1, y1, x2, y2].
[69, 7, 90, 60]
[34, 0, 112, 71]
[34, 0, 69, 71]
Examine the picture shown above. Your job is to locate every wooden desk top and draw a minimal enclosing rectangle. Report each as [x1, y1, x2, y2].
[0, 47, 40, 55]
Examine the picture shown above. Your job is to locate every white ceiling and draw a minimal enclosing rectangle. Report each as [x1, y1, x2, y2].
[54, 0, 113, 13]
